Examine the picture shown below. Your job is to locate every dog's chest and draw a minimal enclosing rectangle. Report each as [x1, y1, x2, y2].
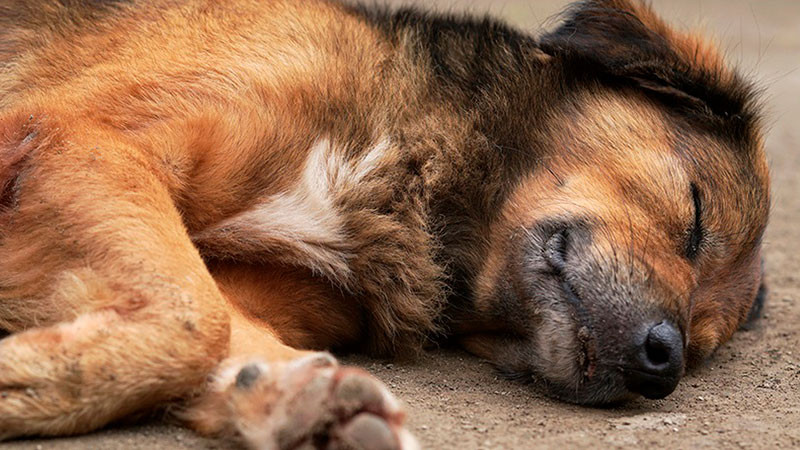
[192, 137, 391, 278]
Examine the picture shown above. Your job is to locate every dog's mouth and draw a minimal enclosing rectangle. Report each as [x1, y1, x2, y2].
[575, 324, 598, 381]
[560, 278, 685, 403]
[504, 227, 687, 405]
[560, 277, 599, 383]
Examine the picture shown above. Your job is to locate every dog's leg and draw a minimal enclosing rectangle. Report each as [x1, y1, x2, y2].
[0, 117, 230, 438]
[186, 264, 419, 450]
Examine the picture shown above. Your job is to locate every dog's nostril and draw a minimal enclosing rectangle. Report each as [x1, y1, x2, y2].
[644, 321, 683, 369]
[645, 322, 675, 367]
[624, 321, 684, 399]
[544, 229, 569, 273]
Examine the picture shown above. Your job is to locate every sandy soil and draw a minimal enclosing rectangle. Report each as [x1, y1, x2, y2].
[4, 1, 799, 449]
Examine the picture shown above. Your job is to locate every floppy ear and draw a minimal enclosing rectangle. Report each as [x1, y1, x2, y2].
[539, 0, 757, 133]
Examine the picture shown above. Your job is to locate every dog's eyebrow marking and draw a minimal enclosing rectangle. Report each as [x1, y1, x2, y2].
[192, 136, 390, 279]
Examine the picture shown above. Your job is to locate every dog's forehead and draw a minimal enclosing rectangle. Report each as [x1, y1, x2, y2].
[550, 88, 766, 184]
[544, 89, 690, 187]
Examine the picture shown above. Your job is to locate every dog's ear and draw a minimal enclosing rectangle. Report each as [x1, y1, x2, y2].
[539, 0, 758, 135]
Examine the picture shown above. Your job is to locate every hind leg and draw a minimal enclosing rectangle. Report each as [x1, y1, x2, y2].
[0, 115, 230, 437]
[187, 263, 418, 450]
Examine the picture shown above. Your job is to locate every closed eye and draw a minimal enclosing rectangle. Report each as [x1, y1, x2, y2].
[686, 183, 704, 260]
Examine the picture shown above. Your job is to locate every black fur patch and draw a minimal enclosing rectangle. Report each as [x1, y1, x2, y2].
[352, 4, 553, 307]
[352, 4, 537, 101]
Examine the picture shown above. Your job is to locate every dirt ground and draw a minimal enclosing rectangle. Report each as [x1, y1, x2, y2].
[4, 0, 799, 449]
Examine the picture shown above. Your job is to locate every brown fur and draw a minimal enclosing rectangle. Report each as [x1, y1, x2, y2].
[0, 0, 769, 447]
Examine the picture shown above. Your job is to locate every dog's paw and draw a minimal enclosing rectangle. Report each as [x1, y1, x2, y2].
[201, 353, 418, 450]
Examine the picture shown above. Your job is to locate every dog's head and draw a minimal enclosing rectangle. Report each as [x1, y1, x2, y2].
[458, 0, 769, 404]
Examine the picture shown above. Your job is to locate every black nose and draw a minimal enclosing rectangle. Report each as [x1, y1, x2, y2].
[624, 321, 684, 399]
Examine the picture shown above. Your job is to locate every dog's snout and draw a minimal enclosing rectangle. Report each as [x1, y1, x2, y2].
[624, 321, 684, 399]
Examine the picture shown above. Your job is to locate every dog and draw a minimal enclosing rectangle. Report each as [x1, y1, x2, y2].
[0, 0, 770, 448]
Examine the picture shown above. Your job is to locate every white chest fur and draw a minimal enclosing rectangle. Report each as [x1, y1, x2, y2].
[192, 136, 391, 281]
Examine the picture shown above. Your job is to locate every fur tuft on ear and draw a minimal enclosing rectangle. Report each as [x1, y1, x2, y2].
[539, 0, 761, 142]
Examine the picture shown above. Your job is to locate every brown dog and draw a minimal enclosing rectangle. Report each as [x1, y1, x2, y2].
[0, 0, 769, 448]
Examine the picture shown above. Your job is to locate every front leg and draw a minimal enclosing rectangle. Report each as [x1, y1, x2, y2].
[187, 267, 419, 450]
[191, 351, 418, 450]
[0, 114, 230, 438]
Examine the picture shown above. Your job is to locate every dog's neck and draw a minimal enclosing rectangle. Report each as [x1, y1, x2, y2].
[365, 8, 556, 320]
